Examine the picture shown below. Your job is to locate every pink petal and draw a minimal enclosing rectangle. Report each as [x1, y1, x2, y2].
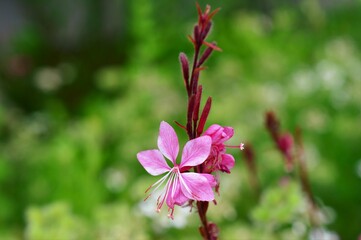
[199, 173, 217, 188]
[203, 124, 222, 142]
[203, 124, 234, 144]
[157, 121, 179, 164]
[179, 172, 214, 201]
[220, 154, 235, 173]
[166, 178, 189, 209]
[137, 150, 171, 176]
[180, 136, 212, 168]
[222, 127, 234, 141]
[203, 124, 221, 135]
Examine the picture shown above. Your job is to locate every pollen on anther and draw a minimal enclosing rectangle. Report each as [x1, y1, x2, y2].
[168, 208, 175, 220]
[145, 185, 153, 193]
[144, 194, 151, 201]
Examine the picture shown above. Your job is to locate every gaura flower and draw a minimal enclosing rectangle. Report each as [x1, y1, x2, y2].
[137, 121, 216, 219]
[203, 124, 241, 174]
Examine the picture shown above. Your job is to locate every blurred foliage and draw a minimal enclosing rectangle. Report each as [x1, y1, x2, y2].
[0, 0, 360, 239]
[251, 181, 305, 231]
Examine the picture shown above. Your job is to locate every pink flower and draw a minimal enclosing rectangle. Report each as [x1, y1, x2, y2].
[203, 124, 236, 173]
[137, 121, 216, 219]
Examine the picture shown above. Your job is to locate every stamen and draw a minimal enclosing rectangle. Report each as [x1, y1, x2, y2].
[171, 175, 177, 199]
[146, 170, 173, 194]
[145, 185, 153, 193]
[144, 194, 151, 201]
[156, 195, 161, 207]
[157, 172, 175, 211]
[145, 169, 174, 204]
[168, 207, 175, 220]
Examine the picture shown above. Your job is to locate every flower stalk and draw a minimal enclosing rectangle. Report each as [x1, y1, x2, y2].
[137, 3, 243, 240]
[181, 4, 222, 238]
[265, 111, 320, 227]
[182, 3, 220, 141]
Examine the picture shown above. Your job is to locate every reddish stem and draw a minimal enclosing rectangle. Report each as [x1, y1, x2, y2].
[197, 201, 211, 240]
[183, 4, 220, 239]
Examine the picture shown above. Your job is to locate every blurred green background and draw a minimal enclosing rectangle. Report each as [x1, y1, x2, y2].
[0, 0, 360, 239]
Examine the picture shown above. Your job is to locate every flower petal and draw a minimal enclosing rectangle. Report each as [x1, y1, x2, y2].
[166, 177, 189, 209]
[137, 150, 171, 176]
[204, 124, 234, 144]
[180, 136, 211, 168]
[222, 127, 234, 142]
[179, 172, 214, 201]
[158, 121, 179, 164]
[199, 173, 217, 188]
[203, 124, 222, 142]
[220, 153, 235, 173]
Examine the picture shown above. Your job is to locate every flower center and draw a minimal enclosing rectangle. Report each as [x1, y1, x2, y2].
[144, 166, 181, 217]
